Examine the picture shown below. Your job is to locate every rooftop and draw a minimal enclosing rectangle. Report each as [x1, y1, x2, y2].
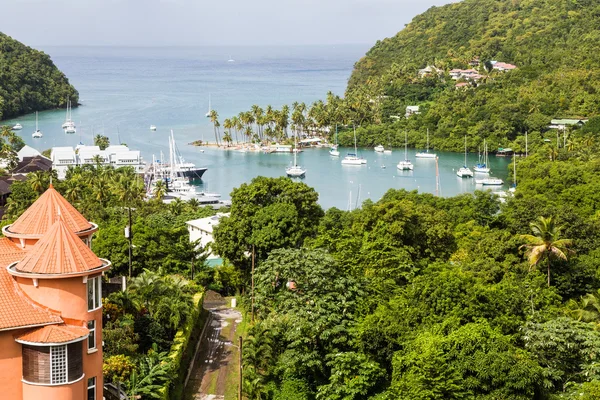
[15, 324, 88, 344]
[12, 219, 105, 276]
[186, 213, 230, 234]
[0, 238, 62, 331]
[7, 184, 94, 237]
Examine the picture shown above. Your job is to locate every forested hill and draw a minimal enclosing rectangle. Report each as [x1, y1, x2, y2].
[349, 0, 600, 88]
[0, 33, 78, 120]
[342, 0, 600, 152]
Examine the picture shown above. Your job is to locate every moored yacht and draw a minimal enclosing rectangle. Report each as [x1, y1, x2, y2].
[415, 128, 437, 158]
[374, 144, 385, 153]
[342, 126, 367, 165]
[476, 178, 504, 185]
[12, 123, 22, 130]
[457, 135, 473, 178]
[397, 131, 413, 170]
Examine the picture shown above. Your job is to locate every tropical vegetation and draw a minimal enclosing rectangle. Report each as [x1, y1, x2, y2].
[0, 32, 78, 120]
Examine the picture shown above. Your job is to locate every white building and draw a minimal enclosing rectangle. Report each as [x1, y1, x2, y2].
[406, 106, 421, 118]
[186, 213, 230, 260]
[51, 144, 145, 179]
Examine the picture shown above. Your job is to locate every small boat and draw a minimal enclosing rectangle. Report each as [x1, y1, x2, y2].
[383, 149, 392, 155]
[286, 136, 306, 178]
[205, 94, 212, 118]
[457, 136, 473, 178]
[342, 127, 366, 165]
[383, 133, 393, 154]
[330, 125, 340, 156]
[476, 178, 504, 185]
[415, 128, 437, 158]
[12, 123, 22, 130]
[397, 131, 414, 170]
[474, 139, 490, 173]
[62, 100, 76, 130]
[374, 144, 385, 153]
[32, 112, 42, 138]
[150, 125, 157, 131]
[227, 56, 235, 63]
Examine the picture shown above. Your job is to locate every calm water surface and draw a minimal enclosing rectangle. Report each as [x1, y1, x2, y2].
[3, 45, 512, 209]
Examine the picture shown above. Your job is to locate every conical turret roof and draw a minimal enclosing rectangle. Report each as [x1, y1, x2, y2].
[14, 219, 104, 275]
[9, 184, 93, 236]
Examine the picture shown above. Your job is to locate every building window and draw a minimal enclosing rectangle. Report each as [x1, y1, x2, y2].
[87, 276, 102, 311]
[88, 320, 96, 350]
[51, 345, 67, 384]
[87, 377, 96, 400]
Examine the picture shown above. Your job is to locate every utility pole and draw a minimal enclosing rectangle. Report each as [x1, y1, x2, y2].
[238, 336, 243, 400]
[251, 245, 255, 323]
[126, 207, 133, 278]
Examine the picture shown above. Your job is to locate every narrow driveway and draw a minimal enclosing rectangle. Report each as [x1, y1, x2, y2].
[185, 291, 242, 400]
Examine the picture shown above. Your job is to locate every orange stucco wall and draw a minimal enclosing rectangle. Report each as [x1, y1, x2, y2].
[22, 377, 85, 400]
[15, 275, 104, 400]
[7, 232, 94, 251]
[0, 330, 24, 400]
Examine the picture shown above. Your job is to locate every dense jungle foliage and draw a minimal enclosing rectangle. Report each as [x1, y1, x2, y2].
[212, 136, 600, 399]
[0, 32, 78, 120]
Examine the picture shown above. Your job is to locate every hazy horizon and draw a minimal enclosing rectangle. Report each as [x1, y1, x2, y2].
[3, 0, 457, 48]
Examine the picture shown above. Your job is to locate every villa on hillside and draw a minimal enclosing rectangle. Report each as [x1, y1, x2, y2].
[549, 119, 588, 130]
[406, 106, 421, 118]
[418, 65, 442, 78]
[492, 61, 517, 71]
[0, 184, 109, 400]
[449, 68, 483, 81]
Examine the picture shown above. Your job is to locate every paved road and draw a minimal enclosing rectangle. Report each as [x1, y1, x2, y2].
[186, 291, 242, 400]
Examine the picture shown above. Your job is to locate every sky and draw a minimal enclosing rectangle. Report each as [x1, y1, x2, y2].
[1, 0, 457, 47]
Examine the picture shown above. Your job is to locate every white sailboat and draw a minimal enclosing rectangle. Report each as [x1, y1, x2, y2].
[397, 131, 414, 170]
[227, 55, 235, 62]
[12, 123, 22, 130]
[150, 125, 157, 131]
[329, 124, 340, 156]
[383, 133, 392, 154]
[342, 126, 366, 165]
[205, 94, 211, 118]
[456, 136, 473, 177]
[415, 128, 437, 158]
[286, 136, 306, 178]
[32, 111, 42, 138]
[62, 100, 76, 133]
[476, 178, 504, 185]
[474, 139, 490, 173]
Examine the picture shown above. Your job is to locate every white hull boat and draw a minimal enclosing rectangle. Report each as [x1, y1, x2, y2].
[12, 123, 22, 130]
[397, 131, 413, 170]
[476, 178, 504, 185]
[342, 126, 366, 165]
[416, 128, 436, 158]
[457, 167, 474, 178]
[374, 145, 385, 153]
[150, 125, 157, 131]
[32, 111, 42, 138]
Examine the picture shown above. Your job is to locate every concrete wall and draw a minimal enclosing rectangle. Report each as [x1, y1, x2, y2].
[22, 377, 85, 400]
[0, 330, 24, 400]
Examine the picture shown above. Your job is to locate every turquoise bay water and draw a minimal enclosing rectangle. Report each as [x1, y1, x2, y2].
[3, 45, 511, 209]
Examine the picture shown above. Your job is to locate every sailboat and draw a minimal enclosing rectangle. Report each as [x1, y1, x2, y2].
[205, 94, 212, 118]
[342, 126, 367, 165]
[383, 133, 392, 154]
[62, 100, 76, 133]
[509, 154, 517, 193]
[286, 136, 306, 178]
[415, 128, 436, 158]
[227, 55, 235, 62]
[32, 111, 42, 138]
[329, 124, 340, 156]
[474, 139, 490, 173]
[456, 136, 473, 177]
[397, 131, 414, 170]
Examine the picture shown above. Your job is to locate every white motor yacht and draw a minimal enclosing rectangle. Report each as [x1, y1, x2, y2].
[150, 125, 157, 131]
[374, 144, 385, 153]
[476, 178, 504, 185]
[12, 123, 22, 130]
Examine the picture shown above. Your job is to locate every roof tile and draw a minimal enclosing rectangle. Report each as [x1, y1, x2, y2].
[0, 239, 63, 331]
[14, 219, 104, 275]
[15, 324, 88, 344]
[9, 184, 93, 236]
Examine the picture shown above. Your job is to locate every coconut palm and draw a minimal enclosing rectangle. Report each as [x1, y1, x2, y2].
[209, 110, 220, 147]
[152, 179, 167, 201]
[28, 171, 47, 194]
[566, 290, 600, 323]
[519, 216, 574, 287]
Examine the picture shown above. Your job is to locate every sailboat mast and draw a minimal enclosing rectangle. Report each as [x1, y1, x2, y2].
[435, 156, 440, 197]
[514, 155, 517, 186]
[525, 131, 528, 157]
[404, 131, 408, 160]
[353, 125, 357, 154]
[464, 136, 467, 166]
[426, 128, 429, 152]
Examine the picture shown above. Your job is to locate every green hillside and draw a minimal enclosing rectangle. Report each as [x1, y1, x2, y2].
[344, 0, 600, 152]
[0, 33, 78, 120]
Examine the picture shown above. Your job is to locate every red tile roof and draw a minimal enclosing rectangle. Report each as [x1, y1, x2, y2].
[0, 239, 62, 331]
[9, 184, 93, 236]
[15, 324, 88, 344]
[14, 219, 104, 276]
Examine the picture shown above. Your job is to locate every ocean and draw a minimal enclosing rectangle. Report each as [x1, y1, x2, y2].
[3, 45, 511, 209]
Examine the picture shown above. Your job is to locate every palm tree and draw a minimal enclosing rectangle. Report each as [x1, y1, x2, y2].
[28, 171, 47, 194]
[519, 216, 574, 287]
[209, 110, 221, 147]
[64, 177, 83, 204]
[566, 290, 600, 323]
[94, 134, 110, 150]
[152, 179, 167, 201]
[112, 173, 145, 277]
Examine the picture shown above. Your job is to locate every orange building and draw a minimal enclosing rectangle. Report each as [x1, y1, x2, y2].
[0, 184, 110, 400]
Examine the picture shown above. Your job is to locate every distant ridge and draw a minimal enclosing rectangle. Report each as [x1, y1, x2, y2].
[0, 32, 78, 120]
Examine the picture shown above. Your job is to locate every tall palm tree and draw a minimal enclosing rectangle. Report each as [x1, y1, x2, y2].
[28, 171, 47, 194]
[112, 173, 145, 277]
[209, 110, 220, 147]
[519, 216, 574, 287]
